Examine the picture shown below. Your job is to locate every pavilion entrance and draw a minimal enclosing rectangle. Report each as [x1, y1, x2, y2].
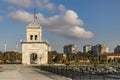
[30, 53, 37, 64]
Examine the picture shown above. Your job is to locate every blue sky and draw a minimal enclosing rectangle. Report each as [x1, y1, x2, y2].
[0, 0, 120, 52]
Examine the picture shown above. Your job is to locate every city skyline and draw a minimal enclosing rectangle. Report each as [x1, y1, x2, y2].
[0, 0, 120, 52]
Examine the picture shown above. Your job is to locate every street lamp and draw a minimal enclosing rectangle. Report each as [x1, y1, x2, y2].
[40, 57, 42, 65]
[39, 53, 44, 64]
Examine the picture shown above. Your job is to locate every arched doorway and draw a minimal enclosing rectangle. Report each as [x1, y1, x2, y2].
[30, 53, 37, 64]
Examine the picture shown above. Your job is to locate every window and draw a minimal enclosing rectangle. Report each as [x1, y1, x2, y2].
[30, 35, 33, 40]
[35, 35, 37, 40]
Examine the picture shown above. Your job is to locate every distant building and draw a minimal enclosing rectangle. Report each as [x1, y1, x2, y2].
[83, 45, 91, 53]
[105, 53, 120, 61]
[91, 44, 109, 54]
[63, 44, 77, 54]
[64, 45, 68, 54]
[83, 44, 109, 54]
[114, 45, 120, 53]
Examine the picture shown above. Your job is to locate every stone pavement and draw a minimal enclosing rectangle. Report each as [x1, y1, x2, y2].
[0, 64, 70, 80]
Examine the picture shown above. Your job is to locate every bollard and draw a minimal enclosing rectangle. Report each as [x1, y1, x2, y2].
[103, 72, 105, 80]
[65, 66, 67, 77]
[53, 66, 54, 73]
[89, 69, 91, 80]
[71, 66, 73, 79]
[79, 68, 82, 80]
[61, 66, 63, 76]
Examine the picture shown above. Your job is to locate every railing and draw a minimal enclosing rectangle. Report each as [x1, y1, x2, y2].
[41, 65, 120, 80]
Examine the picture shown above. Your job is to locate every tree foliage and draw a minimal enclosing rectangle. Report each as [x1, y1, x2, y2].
[48, 51, 66, 63]
[0, 51, 22, 64]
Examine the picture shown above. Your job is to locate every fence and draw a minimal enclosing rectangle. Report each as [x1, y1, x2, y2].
[41, 65, 120, 80]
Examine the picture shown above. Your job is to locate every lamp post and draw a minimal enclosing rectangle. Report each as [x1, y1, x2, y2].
[40, 57, 42, 65]
[39, 54, 43, 69]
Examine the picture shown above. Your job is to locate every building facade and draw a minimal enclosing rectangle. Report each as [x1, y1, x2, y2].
[21, 21, 49, 65]
[63, 44, 77, 54]
[91, 44, 109, 54]
[83, 45, 91, 53]
[105, 53, 120, 62]
[114, 45, 120, 53]
[83, 44, 109, 54]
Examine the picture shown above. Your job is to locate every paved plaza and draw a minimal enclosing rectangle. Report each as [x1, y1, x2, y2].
[0, 64, 69, 80]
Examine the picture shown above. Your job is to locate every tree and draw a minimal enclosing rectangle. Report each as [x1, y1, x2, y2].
[117, 58, 120, 63]
[0, 51, 3, 63]
[3, 51, 22, 63]
[99, 54, 107, 64]
[48, 51, 58, 63]
[108, 58, 112, 63]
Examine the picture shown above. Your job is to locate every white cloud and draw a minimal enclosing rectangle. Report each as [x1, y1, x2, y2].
[66, 26, 94, 39]
[35, 0, 43, 8]
[58, 4, 66, 12]
[5, 0, 32, 8]
[8, 10, 33, 23]
[8, 6, 16, 11]
[45, 3, 55, 11]
[64, 10, 83, 26]
[5, 0, 55, 11]
[36, 10, 84, 29]
[35, 0, 55, 11]
[8, 10, 94, 39]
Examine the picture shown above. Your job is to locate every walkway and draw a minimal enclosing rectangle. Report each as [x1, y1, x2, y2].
[0, 64, 70, 80]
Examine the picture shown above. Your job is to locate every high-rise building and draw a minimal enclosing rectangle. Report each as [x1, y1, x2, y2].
[91, 44, 109, 54]
[114, 45, 120, 53]
[63, 44, 77, 54]
[63, 45, 68, 54]
[83, 44, 109, 54]
[83, 45, 91, 53]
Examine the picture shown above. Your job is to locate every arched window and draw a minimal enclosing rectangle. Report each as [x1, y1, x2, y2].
[35, 35, 37, 40]
[30, 35, 33, 40]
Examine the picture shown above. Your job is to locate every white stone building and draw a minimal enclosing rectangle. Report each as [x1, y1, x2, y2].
[21, 21, 49, 65]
